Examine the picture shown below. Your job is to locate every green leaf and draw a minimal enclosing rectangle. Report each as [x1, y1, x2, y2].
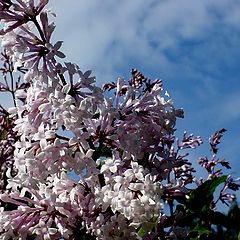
[208, 175, 228, 195]
[193, 225, 211, 239]
[137, 227, 146, 237]
[0, 129, 7, 140]
[187, 175, 228, 211]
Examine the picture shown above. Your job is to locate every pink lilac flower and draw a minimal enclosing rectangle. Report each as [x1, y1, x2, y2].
[0, 1, 239, 239]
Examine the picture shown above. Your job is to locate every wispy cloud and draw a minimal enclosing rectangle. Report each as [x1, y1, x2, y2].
[49, 0, 240, 85]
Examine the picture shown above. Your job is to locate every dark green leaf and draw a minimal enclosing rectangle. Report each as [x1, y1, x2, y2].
[0, 129, 7, 140]
[187, 175, 227, 211]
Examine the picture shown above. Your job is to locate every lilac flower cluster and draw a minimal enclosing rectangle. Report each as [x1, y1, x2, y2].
[0, 1, 239, 239]
[198, 129, 240, 206]
[0, 105, 17, 190]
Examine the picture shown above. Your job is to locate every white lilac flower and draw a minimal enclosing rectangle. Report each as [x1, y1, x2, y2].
[96, 159, 164, 231]
[100, 157, 122, 174]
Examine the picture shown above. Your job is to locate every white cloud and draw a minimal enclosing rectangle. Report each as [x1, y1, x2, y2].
[47, 0, 240, 86]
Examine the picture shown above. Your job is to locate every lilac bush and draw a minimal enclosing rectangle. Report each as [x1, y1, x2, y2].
[0, 1, 239, 239]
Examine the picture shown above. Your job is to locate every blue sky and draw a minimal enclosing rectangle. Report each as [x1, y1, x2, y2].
[48, 0, 240, 181]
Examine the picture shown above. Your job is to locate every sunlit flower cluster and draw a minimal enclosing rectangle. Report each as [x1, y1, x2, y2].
[0, 1, 239, 240]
